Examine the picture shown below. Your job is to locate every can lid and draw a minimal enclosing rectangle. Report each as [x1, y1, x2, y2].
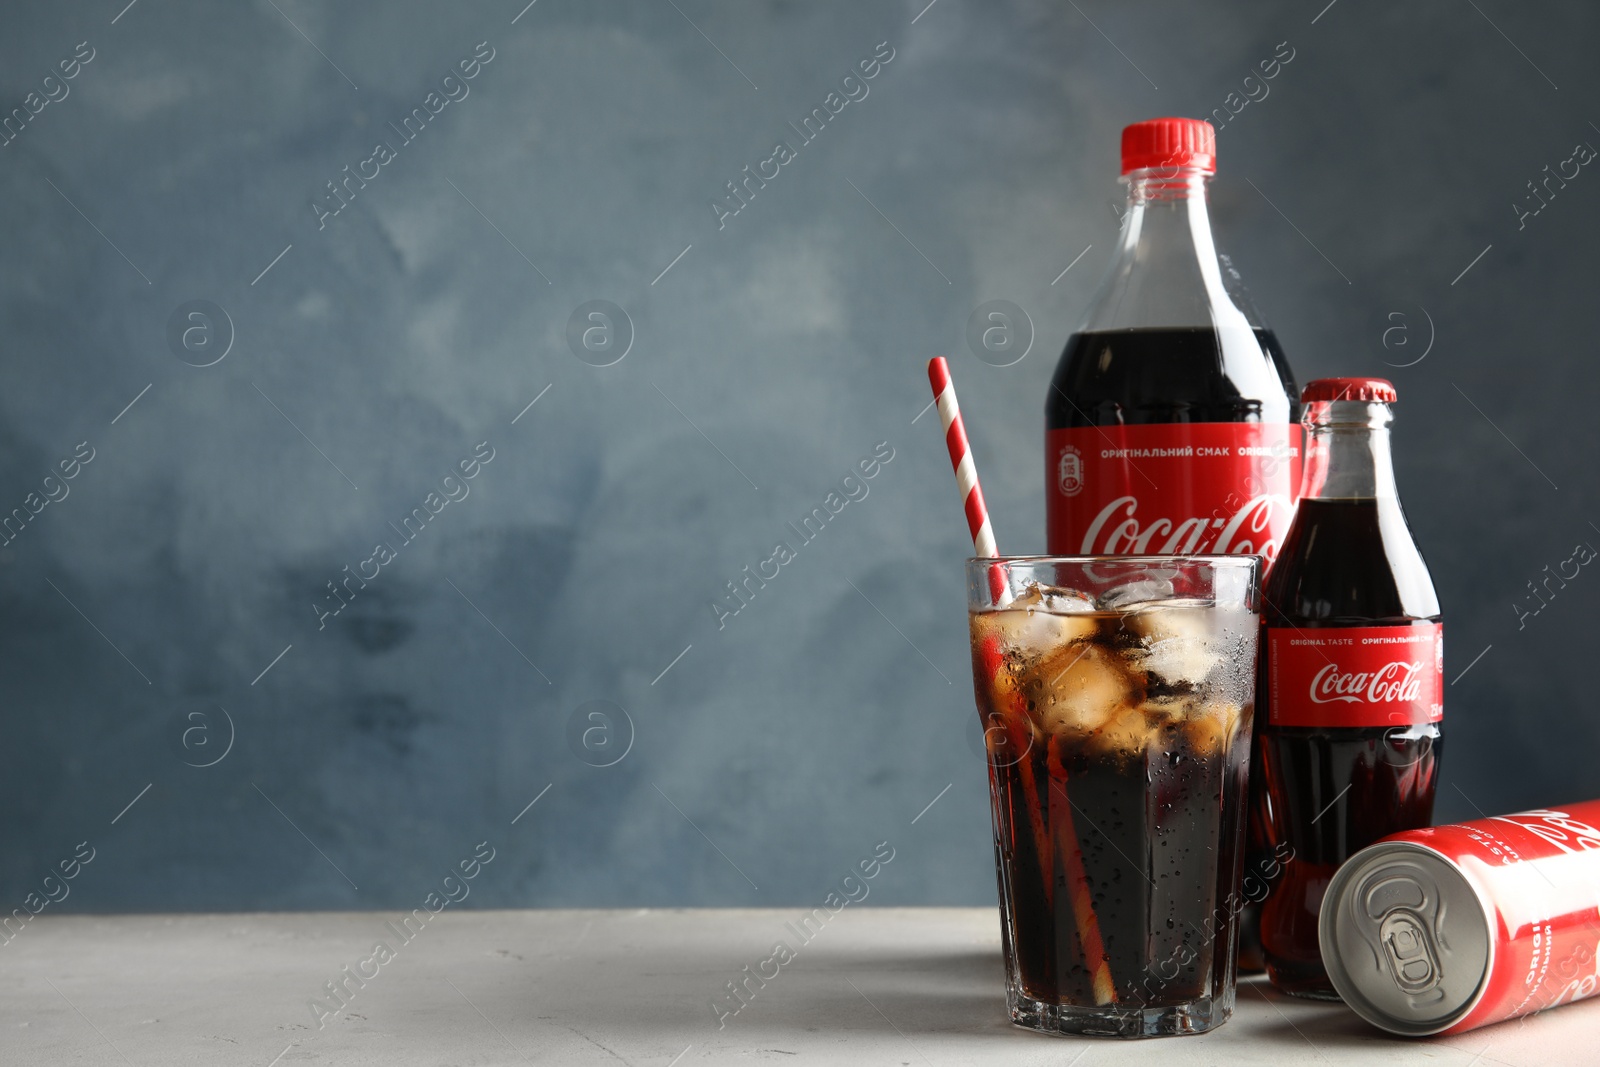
[1302, 377, 1398, 404]
[1319, 841, 1493, 1037]
[1121, 118, 1216, 175]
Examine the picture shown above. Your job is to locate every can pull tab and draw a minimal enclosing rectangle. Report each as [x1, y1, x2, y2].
[1380, 910, 1441, 994]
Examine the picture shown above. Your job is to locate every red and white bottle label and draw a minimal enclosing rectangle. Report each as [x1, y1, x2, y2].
[1266, 624, 1444, 728]
[1045, 423, 1300, 560]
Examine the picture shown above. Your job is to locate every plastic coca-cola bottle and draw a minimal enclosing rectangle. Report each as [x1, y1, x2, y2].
[1046, 117, 1300, 558]
[1254, 377, 1443, 999]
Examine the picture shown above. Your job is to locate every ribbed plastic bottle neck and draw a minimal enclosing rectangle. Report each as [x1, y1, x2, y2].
[1124, 166, 1211, 204]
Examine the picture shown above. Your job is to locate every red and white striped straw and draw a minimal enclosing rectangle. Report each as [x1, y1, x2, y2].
[928, 358, 1009, 604]
[928, 357, 998, 558]
[928, 360, 1110, 999]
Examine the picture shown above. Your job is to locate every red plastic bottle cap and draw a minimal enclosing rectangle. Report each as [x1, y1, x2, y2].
[1120, 118, 1217, 175]
[1301, 378, 1399, 403]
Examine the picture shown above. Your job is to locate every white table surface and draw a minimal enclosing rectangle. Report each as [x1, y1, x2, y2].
[2, 908, 1589, 1065]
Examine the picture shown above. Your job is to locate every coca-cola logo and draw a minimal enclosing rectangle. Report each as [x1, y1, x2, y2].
[1078, 493, 1292, 556]
[1553, 942, 1600, 1008]
[1309, 660, 1426, 704]
[1491, 809, 1600, 855]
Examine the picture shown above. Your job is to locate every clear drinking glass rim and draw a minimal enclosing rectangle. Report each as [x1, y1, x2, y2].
[964, 554, 1260, 569]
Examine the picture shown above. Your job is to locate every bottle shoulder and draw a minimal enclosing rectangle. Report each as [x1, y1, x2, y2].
[1045, 327, 1298, 428]
[1264, 498, 1440, 625]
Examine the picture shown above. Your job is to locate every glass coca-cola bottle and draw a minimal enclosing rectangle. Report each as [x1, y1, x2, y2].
[1255, 377, 1444, 999]
[1046, 117, 1300, 558]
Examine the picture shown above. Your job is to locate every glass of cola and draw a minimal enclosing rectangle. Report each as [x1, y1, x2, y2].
[966, 555, 1261, 1037]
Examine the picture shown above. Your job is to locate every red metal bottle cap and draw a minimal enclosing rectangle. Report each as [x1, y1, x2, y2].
[1301, 377, 1399, 403]
[1120, 118, 1217, 175]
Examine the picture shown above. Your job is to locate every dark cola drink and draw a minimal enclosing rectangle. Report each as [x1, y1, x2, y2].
[967, 557, 1260, 1037]
[1046, 119, 1299, 559]
[1255, 378, 1443, 999]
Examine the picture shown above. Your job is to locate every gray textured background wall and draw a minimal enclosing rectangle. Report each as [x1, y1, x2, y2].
[3, 0, 1597, 913]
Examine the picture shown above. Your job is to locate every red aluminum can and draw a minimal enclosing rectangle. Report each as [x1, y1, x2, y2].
[1320, 799, 1600, 1035]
